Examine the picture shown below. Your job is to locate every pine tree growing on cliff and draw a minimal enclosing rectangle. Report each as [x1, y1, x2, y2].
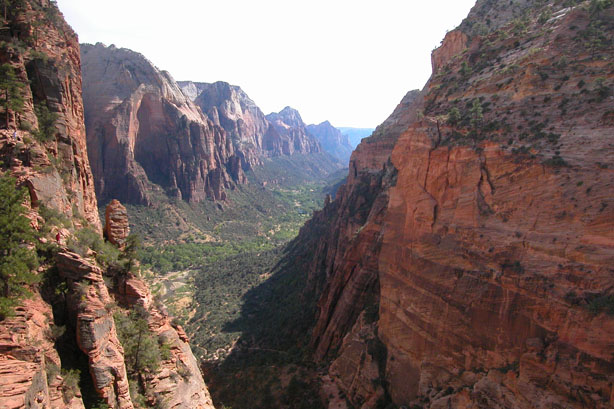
[0, 174, 39, 319]
[0, 64, 25, 129]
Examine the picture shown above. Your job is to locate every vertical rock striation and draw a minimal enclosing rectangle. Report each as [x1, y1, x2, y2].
[306, 121, 353, 164]
[81, 43, 241, 205]
[291, 1, 614, 408]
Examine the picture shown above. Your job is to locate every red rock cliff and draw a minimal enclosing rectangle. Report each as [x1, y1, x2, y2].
[0, 0, 100, 229]
[81, 43, 243, 205]
[298, 1, 614, 408]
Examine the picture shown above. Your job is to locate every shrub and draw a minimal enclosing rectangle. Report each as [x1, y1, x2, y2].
[60, 368, 80, 400]
[32, 103, 58, 142]
[0, 174, 39, 319]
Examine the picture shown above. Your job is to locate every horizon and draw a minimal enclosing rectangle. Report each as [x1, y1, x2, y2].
[56, 0, 476, 128]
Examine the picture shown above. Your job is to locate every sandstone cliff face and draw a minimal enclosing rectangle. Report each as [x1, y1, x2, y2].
[306, 121, 353, 164]
[266, 107, 322, 155]
[81, 43, 242, 205]
[181, 81, 327, 165]
[0, 295, 85, 409]
[180, 81, 269, 169]
[56, 251, 134, 409]
[0, 0, 100, 229]
[298, 1, 614, 408]
[115, 272, 215, 409]
[104, 199, 130, 248]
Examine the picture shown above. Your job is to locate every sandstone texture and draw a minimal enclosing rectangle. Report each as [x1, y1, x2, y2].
[307, 121, 353, 164]
[295, 1, 614, 408]
[116, 272, 216, 409]
[266, 107, 322, 156]
[0, 295, 85, 409]
[0, 0, 100, 229]
[57, 251, 134, 409]
[104, 199, 130, 248]
[81, 43, 241, 205]
[182, 81, 328, 166]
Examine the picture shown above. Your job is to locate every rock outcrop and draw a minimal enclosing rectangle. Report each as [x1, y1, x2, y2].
[116, 272, 215, 409]
[107, 200, 215, 408]
[266, 107, 322, 156]
[306, 121, 353, 164]
[292, 1, 614, 408]
[0, 0, 100, 229]
[56, 251, 133, 409]
[81, 43, 242, 205]
[104, 199, 130, 248]
[0, 295, 86, 409]
[180, 81, 328, 165]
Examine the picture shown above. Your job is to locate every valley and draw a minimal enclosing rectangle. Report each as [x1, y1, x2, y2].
[1, 0, 614, 409]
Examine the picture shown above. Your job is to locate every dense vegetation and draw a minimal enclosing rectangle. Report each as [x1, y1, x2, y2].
[118, 154, 345, 409]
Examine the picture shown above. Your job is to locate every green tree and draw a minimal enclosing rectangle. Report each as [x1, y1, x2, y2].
[0, 174, 39, 319]
[447, 107, 461, 125]
[33, 103, 58, 142]
[114, 306, 162, 377]
[0, 64, 26, 129]
[470, 99, 483, 130]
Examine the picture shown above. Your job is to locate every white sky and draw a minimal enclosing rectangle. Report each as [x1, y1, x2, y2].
[56, 0, 476, 128]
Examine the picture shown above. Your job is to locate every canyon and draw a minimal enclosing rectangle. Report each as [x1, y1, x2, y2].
[1, 0, 614, 409]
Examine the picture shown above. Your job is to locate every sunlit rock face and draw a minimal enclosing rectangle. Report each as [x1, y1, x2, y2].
[295, 1, 614, 408]
[265, 106, 322, 156]
[82, 43, 243, 205]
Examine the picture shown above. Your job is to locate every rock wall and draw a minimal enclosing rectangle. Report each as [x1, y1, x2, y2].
[81, 43, 242, 205]
[0, 0, 100, 229]
[57, 252, 134, 409]
[0, 295, 86, 409]
[182, 81, 328, 166]
[296, 1, 614, 408]
[266, 107, 322, 156]
[306, 121, 353, 164]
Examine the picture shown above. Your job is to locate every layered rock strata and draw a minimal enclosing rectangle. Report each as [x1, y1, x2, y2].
[56, 251, 133, 409]
[295, 1, 614, 408]
[0, 0, 100, 229]
[103, 199, 130, 248]
[81, 43, 242, 205]
[306, 121, 353, 164]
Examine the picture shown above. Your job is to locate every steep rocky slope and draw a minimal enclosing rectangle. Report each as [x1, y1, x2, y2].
[290, 1, 614, 408]
[266, 106, 322, 155]
[0, 2, 215, 408]
[306, 121, 353, 164]
[81, 43, 243, 206]
[180, 80, 329, 164]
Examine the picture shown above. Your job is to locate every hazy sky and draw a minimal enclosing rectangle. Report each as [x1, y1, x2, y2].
[56, 0, 476, 128]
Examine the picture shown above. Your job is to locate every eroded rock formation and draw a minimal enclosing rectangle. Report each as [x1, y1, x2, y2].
[56, 251, 134, 409]
[180, 81, 328, 166]
[0, 295, 86, 409]
[81, 43, 241, 205]
[306, 121, 353, 164]
[0, 0, 100, 229]
[104, 199, 130, 248]
[266, 107, 321, 156]
[293, 1, 614, 408]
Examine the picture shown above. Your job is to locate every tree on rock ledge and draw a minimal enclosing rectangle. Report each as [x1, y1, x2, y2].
[0, 64, 25, 130]
[0, 174, 39, 318]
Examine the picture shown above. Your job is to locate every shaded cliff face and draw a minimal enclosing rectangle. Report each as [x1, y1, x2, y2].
[82, 43, 242, 205]
[306, 121, 353, 164]
[295, 1, 614, 408]
[266, 106, 322, 155]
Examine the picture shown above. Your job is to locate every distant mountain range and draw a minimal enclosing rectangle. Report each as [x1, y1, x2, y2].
[337, 127, 374, 148]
